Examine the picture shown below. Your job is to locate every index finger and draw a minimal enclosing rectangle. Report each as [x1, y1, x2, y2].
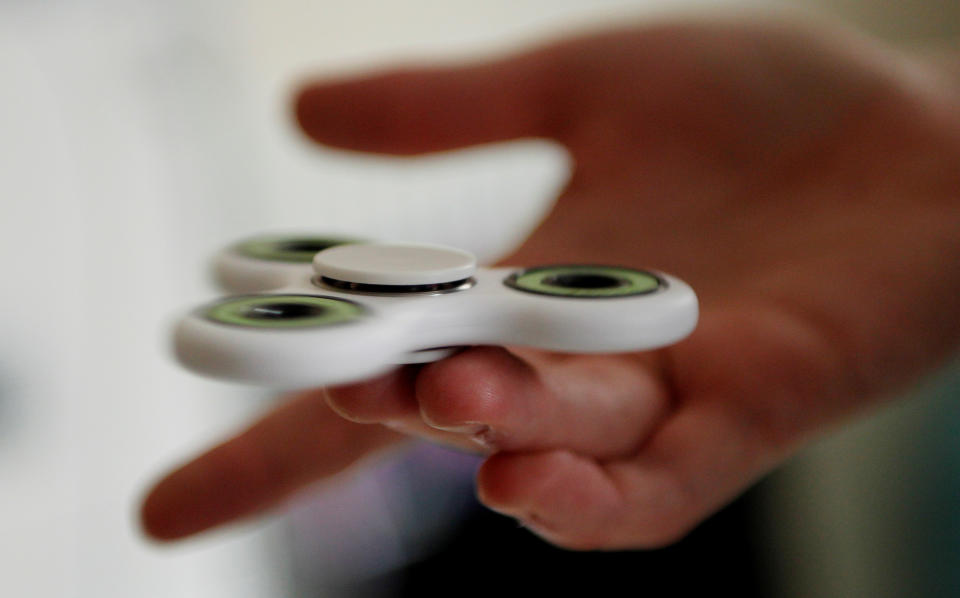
[140, 390, 403, 541]
[294, 50, 560, 155]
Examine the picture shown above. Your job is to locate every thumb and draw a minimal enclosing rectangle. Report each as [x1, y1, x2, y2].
[294, 50, 561, 155]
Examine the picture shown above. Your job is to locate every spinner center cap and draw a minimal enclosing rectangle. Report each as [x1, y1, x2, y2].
[313, 243, 477, 286]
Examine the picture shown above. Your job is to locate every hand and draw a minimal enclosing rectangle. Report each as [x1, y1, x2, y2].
[141, 14, 960, 549]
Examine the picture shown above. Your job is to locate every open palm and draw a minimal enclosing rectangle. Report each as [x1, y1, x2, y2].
[142, 15, 960, 549]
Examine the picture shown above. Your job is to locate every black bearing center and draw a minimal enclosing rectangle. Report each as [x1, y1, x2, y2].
[276, 239, 338, 254]
[244, 302, 327, 320]
[543, 273, 625, 290]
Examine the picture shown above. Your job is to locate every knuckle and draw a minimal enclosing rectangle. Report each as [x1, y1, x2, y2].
[606, 466, 705, 549]
[416, 355, 507, 429]
[630, 483, 703, 548]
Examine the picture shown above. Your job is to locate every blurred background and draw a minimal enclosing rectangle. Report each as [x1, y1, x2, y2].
[0, 0, 957, 596]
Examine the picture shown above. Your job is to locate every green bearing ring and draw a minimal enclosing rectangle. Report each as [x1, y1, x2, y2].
[235, 236, 360, 263]
[504, 265, 662, 298]
[205, 295, 366, 328]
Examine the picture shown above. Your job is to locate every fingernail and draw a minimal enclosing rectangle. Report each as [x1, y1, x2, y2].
[428, 421, 487, 435]
[423, 420, 499, 450]
[471, 426, 498, 451]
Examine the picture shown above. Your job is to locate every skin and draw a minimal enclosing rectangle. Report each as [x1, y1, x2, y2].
[140, 14, 960, 549]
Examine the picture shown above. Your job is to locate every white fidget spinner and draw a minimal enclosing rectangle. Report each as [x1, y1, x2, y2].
[173, 236, 699, 388]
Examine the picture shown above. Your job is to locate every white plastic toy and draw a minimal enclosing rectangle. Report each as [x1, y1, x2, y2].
[174, 235, 698, 388]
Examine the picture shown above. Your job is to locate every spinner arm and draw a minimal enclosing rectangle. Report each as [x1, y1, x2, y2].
[174, 236, 698, 389]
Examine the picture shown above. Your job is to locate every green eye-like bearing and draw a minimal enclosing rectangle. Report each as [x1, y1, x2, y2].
[205, 295, 366, 328]
[504, 265, 662, 298]
[235, 236, 360, 263]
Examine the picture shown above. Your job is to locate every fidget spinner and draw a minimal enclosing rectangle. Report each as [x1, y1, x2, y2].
[173, 235, 699, 388]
